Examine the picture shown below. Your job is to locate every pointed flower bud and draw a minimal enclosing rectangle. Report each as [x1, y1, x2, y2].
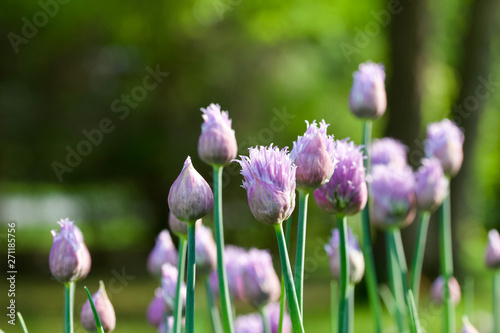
[430, 275, 461, 305]
[80, 281, 116, 333]
[290, 120, 336, 190]
[147, 230, 178, 278]
[325, 227, 365, 284]
[370, 138, 408, 169]
[265, 302, 291, 333]
[460, 316, 479, 333]
[425, 119, 464, 177]
[168, 156, 214, 222]
[195, 225, 217, 276]
[49, 218, 91, 283]
[349, 61, 387, 119]
[415, 158, 449, 212]
[162, 263, 186, 315]
[485, 229, 500, 269]
[243, 249, 281, 308]
[168, 212, 201, 238]
[370, 165, 416, 229]
[314, 140, 367, 216]
[146, 288, 165, 327]
[198, 103, 238, 166]
[209, 245, 249, 301]
[236, 145, 296, 225]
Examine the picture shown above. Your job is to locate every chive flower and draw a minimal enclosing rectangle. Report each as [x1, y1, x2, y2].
[430, 275, 461, 305]
[147, 230, 178, 278]
[242, 249, 281, 308]
[146, 288, 165, 327]
[162, 263, 186, 315]
[425, 119, 464, 177]
[348, 61, 387, 119]
[370, 137, 408, 169]
[485, 229, 500, 269]
[414, 158, 449, 212]
[209, 245, 249, 301]
[80, 281, 116, 333]
[325, 227, 365, 284]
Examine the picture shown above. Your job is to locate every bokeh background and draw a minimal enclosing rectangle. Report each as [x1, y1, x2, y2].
[1, 0, 499, 331]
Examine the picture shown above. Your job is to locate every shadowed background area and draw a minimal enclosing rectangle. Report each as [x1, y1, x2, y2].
[0, 0, 499, 331]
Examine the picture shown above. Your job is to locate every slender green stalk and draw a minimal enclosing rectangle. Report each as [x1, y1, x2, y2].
[64, 282, 75, 333]
[279, 216, 293, 333]
[173, 236, 188, 333]
[273, 223, 304, 333]
[439, 191, 454, 333]
[260, 306, 270, 333]
[205, 277, 223, 333]
[348, 284, 354, 333]
[186, 222, 197, 333]
[338, 214, 349, 333]
[330, 280, 337, 333]
[213, 165, 234, 333]
[84, 286, 105, 333]
[410, 211, 431, 307]
[386, 232, 404, 332]
[294, 190, 310, 313]
[17, 312, 29, 333]
[360, 119, 383, 333]
[494, 270, 500, 333]
[407, 291, 422, 333]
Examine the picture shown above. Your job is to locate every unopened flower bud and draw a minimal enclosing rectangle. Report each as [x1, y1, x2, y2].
[460, 316, 479, 333]
[147, 230, 178, 278]
[370, 138, 408, 169]
[243, 249, 281, 308]
[195, 225, 217, 276]
[425, 119, 464, 177]
[162, 263, 186, 315]
[146, 288, 165, 327]
[265, 302, 291, 333]
[415, 158, 448, 212]
[168, 157, 214, 222]
[168, 212, 201, 237]
[430, 275, 461, 305]
[198, 103, 238, 166]
[49, 218, 91, 283]
[80, 281, 116, 332]
[349, 61, 387, 119]
[325, 227, 365, 284]
[485, 229, 500, 269]
[209, 245, 249, 301]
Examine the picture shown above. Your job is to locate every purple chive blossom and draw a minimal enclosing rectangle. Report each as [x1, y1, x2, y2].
[162, 263, 186, 315]
[80, 281, 116, 333]
[195, 225, 217, 276]
[430, 275, 461, 305]
[314, 139, 367, 216]
[242, 249, 281, 308]
[348, 61, 387, 119]
[198, 103, 238, 166]
[209, 245, 249, 301]
[460, 317, 479, 333]
[168, 212, 201, 237]
[414, 158, 449, 212]
[485, 229, 500, 269]
[235, 313, 263, 333]
[146, 288, 166, 327]
[325, 227, 365, 284]
[236, 145, 296, 225]
[168, 156, 214, 222]
[49, 218, 91, 284]
[370, 138, 408, 169]
[425, 119, 464, 177]
[147, 230, 178, 278]
[234, 303, 291, 333]
[290, 120, 336, 190]
[266, 302, 291, 333]
[369, 165, 417, 229]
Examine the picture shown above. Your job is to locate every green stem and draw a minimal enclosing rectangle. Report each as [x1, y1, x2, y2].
[17, 312, 29, 333]
[274, 223, 304, 333]
[386, 232, 405, 333]
[407, 290, 422, 333]
[439, 191, 454, 333]
[260, 306, 270, 333]
[173, 236, 188, 333]
[205, 277, 223, 333]
[337, 214, 349, 333]
[410, 211, 431, 307]
[294, 190, 309, 313]
[186, 222, 197, 333]
[213, 165, 234, 333]
[64, 282, 75, 333]
[279, 216, 293, 333]
[84, 285, 105, 333]
[348, 284, 354, 333]
[360, 119, 383, 333]
[330, 280, 337, 333]
[494, 270, 500, 333]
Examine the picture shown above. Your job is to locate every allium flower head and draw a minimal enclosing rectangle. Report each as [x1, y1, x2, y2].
[198, 103, 238, 166]
[325, 227, 365, 284]
[168, 156, 214, 222]
[147, 230, 178, 278]
[49, 218, 91, 283]
[80, 281, 116, 333]
[235, 313, 263, 333]
[430, 275, 461, 305]
[314, 140, 367, 216]
[236, 145, 296, 225]
[162, 263, 186, 315]
[485, 229, 500, 269]
[370, 165, 416, 229]
[415, 158, 449, 212]
[195, 225, 217, 276]
[168, 212, 201, 237]
[146, 288, 165, 327]
[460, 316, 479, 333]
[242, 249, 281, 308]
[209, 245, 249, 301]
[425, 119, 464, 177]
[349, 61, 387, 119]
[266, 302, 291, 333]
[290, 120, 336, 190]
[370, 138, 408, 169]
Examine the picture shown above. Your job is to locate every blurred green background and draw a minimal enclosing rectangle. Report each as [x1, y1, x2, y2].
[1, 0, 499, 331]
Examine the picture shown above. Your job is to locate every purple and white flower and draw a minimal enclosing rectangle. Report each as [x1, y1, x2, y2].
[425, 119, 464, 177]
[348, 61, 387, 119]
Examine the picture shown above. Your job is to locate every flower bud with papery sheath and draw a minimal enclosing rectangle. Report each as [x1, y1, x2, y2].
[370, 138, 408, 169]
[198, 103, 238, 166]
[325, 227, 365, 284]
[415, 158, 448, 212]
[147, 230, 178, 278]
[146, 288, 165, 327]
[430, 275, 461, 305]
[195, 225, 217, 276]
[349, 61, 387, 119]
[485, 229, 500, 269]
[168, 156, 214, 222]
[80, 281, 116, 332]
[162, 263, 186, 315]
[49, 218, 91, 283]
[168, 212, 201, 237]
[243, 249, 281, 308]
[425, 119, 464, 177]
